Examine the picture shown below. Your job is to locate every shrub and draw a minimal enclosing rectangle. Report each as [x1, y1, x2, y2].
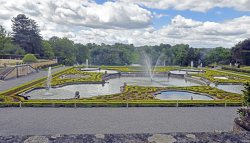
[22, 54, 38, 63]
[242, 82, 250, 106]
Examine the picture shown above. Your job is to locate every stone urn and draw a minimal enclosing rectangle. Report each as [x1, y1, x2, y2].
[234, 108, 250, 132]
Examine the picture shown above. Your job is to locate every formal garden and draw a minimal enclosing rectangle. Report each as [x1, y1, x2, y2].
[0, 14, 249, 108]
[0, 64, 249, 108]
[2, 1, 250, 140]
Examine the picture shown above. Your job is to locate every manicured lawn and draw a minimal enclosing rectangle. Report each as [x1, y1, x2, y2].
[100, 66, 180, 72]
[50, 68, 103, 87]
[92, 85, 242, 101]
[191, 69, 250, 83]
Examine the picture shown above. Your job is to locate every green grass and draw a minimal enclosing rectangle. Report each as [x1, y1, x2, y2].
[0, 67, 104, 102]
[0, 66, 245, 107]
[191, 69, 250, 83]
[0, 67, 74, 102]
[50, 68, 103, 87]
[221, 69, 250, 76]
[241, 66, 250, 70]
[92, 85, 242, 101]
[100, 66, 180, 72]
[101, 66, 140, 72]
[0, 100, 242, 107]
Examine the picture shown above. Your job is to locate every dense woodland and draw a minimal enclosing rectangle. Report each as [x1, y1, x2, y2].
[0, 14, 249, 66]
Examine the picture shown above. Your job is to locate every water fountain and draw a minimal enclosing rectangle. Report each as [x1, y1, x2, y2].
[141, 51, 163, 81]
[81, 59, 100, 71]
[46, 67, 52, 90]
[142, 51, 153, 81]
[44, 67, 52, 95]
[191, 61, 194, 69]
[86, 59, 89, 68]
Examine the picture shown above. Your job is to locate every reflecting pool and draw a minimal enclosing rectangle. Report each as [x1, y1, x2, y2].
[155, 91, 214, 100]
[216, 84, 244, 94]
[25, 76, 201, 99]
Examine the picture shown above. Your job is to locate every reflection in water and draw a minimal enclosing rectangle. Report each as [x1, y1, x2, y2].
[155, 91, 214, 100]
[84, 69, 118, 74]
[216, 84, 244, 94]
[24, 76, 244, 100]
[25, 77, 200, 99]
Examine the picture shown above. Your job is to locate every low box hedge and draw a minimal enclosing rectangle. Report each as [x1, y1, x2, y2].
[0, 100, 242, 108]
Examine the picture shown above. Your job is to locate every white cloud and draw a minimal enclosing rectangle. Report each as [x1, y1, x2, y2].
[66, 15, 250, 48]
[0, 0, 249, 48]
[0, 0, 152, 29]
[120, 0, 250, 12]
[153, 12, 169, 19]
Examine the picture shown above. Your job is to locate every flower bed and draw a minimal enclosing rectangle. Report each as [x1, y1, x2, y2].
[191, 69, 250, 83]
[0, 66, 244, 107]
[100, 66, 180, 72]
[91, 86, 242, 101]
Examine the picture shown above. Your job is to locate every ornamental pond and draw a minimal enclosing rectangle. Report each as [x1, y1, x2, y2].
[24, 69, 244, 100]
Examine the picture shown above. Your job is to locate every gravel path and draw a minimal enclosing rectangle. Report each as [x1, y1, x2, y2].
[0, 66, 67, 92]
[0, 107, 238, 135]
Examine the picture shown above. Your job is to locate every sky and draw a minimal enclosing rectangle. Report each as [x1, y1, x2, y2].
[0, 0, 250, 48]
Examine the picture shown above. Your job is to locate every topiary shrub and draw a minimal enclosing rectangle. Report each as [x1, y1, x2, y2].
[22, 54, 38, 63]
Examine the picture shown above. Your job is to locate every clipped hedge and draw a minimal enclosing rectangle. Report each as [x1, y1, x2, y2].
[191, 69, 250, 83]
[0, 100, 242, 108]
[51, 68, 103, 86]
[22, 54, 38, 63]
[0, 67, 74, 101]
[100, 66, 181, 73]
[222, 66, 250, 74]
[93, 85, 243, 101]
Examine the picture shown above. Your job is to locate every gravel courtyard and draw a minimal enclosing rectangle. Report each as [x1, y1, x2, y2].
[0, 107, 239, 135]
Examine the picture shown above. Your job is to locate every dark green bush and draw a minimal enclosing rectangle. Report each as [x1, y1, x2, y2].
[22, 54, 38, 63]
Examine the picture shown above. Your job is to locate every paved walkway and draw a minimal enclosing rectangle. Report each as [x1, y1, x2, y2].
[0, 67, 67, 92]
[0, 107, 238, 135]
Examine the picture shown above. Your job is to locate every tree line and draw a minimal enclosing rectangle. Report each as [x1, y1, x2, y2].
[0, 14, 249, 66]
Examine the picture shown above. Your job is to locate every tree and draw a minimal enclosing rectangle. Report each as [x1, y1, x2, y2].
[49, 37, 76, 66]
[232, 39, 250, 65]
[186, 47, 201, 67]
[75, 43, 89, 64]
[22, 54, 38, 63]
[12, 14, 42, 54]
[2, 43, 25, 55]
[41, 40, 54, 59]
[172, 44, 189, 66]
[242, 82, 250, 107]
[205, 47, 231, 65]
[0, 25, 11, 53]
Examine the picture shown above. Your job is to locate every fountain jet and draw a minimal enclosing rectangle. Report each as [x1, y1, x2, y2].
[191, 61, 194, 69]
[142, 51, 163, 81]
[46, 67, 52, 91]
[86, 59, 89, 68]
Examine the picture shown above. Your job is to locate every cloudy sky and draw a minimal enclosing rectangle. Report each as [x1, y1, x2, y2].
[0, 0, 250, 48]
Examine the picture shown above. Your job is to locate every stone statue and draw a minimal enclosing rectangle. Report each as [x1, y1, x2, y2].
[75, 91, 80, 99]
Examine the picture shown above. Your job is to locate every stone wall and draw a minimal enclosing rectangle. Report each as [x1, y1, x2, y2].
[0, 59, 22, 66]
[4, 65, 37, 80]
[0, 132, 249, 143]
[30, 60, 57, 69]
